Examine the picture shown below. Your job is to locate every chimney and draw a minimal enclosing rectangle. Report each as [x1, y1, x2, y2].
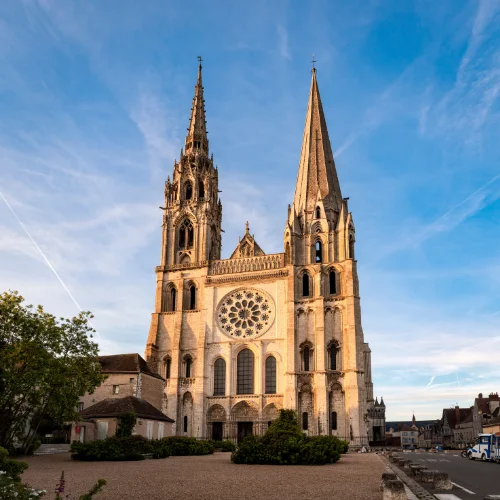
[455, 405, 460, 426]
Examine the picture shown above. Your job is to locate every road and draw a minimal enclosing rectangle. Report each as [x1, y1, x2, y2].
[407, 450, 500, 499]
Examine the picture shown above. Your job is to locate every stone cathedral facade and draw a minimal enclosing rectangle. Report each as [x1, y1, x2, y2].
[145, 62, 385, 444]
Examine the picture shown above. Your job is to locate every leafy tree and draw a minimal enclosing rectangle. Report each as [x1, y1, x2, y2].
[0, 290, 104, 453]
[115, 412, 137, 438]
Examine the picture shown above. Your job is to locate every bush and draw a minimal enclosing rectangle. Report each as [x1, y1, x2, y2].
[213, 440, 236, 452]
[115, 412, 137, 438]
[231, 409, 347, 465]
[161, 437, 215, 456]
[0, 447, 28, 482]
[71, 436, 169, 461]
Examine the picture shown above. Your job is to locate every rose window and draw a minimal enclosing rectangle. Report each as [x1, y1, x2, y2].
[216, 288, 275, 339]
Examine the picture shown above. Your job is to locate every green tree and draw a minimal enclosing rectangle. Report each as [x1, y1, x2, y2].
[0, 290, 104, 452]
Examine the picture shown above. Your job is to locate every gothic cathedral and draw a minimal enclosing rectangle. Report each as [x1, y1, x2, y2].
[145, 62, 386, 445]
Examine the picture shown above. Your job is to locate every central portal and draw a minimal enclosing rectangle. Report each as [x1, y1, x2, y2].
[237, 422, 253, 442]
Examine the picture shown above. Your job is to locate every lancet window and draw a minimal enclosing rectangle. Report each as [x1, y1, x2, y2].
[179, 219, 194, 249]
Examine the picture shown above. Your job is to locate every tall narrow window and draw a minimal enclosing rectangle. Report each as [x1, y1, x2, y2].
[237, 349, 254, 394]
[329, 270, 337, 295]
[315, 241, 322, 263]
[302, 412, 309, 430]
[189, 285, 196, 310]
[183, 416, 188, 433]
[179, 219, 193, 249]
[170, 288, 177, 311]
[265, 356, 277, 394]
[213, 358, 226, 396]
[166, 358, 171, 379]
[199, 180, 205, 198]
[316, 207, 321, 219]
[285, 242, 290, 264]
[303, 347, 310, 372]
[349, 235, 355, 259]
[302, 273, 310, 297]
[331, 411, 337, 430]
[330, 345, 337, 370]
[185, 182, 192, 200]
[185, 357, 192, 378]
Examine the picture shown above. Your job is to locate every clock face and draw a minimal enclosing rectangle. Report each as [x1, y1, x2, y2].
[216, 287, 275, 340]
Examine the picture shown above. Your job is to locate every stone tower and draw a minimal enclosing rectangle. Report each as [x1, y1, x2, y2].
[145, 62, 382, 445]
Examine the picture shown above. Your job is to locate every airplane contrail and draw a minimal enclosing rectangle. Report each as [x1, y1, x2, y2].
[0, 191, 100, 338]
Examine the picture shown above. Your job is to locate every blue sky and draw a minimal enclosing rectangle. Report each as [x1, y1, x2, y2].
[1, 0, 500, 420]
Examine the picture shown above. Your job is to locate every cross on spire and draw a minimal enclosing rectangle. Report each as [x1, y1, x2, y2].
[197, 55, 203, 66]
[311, 54, 316, 71]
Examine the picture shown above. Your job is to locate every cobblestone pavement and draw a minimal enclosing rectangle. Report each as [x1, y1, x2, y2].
[22, 452, 385, 500]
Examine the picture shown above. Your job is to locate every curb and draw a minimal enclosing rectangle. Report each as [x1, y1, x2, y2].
[378, 454, 437, 500]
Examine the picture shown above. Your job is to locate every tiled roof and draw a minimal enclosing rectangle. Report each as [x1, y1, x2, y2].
[80, 396, 174, 422]
[443, 408, 472, 429]
[98, 353, 163, 380]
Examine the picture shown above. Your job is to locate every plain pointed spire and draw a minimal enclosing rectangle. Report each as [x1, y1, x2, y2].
[186, 57, 209, 154]
[293, 67, 342, 215]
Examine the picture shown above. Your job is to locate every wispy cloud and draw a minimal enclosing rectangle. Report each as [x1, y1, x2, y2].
[277, 24, 291, 60]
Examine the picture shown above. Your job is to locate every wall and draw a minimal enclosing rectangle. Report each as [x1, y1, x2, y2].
[80, 373, 138, 410]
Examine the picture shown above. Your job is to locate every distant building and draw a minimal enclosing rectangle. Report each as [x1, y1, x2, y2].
[453, 409, 474, 448]
[442, 406, 472, 448]
[473, 392, 500, 436]
[387, 414, 419, 449]
[72, 353, 173, 443]
[367, 397, 386, 444]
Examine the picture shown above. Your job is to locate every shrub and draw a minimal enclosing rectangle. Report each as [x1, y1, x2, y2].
[231, 409, 348, 465]
[161, 437, 215, 456]
[71, 436, 169, 461]
[0, 447, 28, 482]
[115, 412, 137, 438]
[213, 440, 236, 452]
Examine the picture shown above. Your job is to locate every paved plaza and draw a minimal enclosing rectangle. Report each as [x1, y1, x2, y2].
[22, 452, 385, 500]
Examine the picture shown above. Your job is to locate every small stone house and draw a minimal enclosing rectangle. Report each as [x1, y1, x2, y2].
[71, 396, 174, 443]
[442, 406, 471, 447]
[79, 353, 165, 412]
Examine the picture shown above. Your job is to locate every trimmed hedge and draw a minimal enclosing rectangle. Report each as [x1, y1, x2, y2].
[160, 437, 215, 456]
[231, 409, 348, 465]
[213, 440, 236, 452]
[71, 435, 170, 461]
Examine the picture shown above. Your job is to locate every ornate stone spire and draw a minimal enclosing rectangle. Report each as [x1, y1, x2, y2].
[185, 57, 208, 155]
[293, 67, 342, 215]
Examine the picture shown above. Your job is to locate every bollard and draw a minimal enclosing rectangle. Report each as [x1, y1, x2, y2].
[382, 480, 407, 500]
[380, 472, 398, 491]
[409, 464, 427, 476]
[433, 472, 452, 490]
[420, 470, 439, 483]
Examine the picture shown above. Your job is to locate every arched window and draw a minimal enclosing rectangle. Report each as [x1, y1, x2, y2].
[179, 219, 194, 249]
[189, 285, 196, 310]
[349, 235, 354, 259]
[331, 411, 337, 430]
[265, 356, 277, 394]
[183, 415, 188, 433]
[302, 273, 310, 297]
[213, 358, 226, 396]
[170, 287, 177, 311]
[163, 357, 171, 379]
[199, 180, 205, 198]
[302, 412, 308, 430]
[316, 207, 321, 219]
[285, 242, 290, 264]
[185, 357, 192, 378]
[329, 345, 337, 371]
[303, 347, 310, 372]
[237, 349, 254, 395]
[315, 241, 322, 263]
[185, 182, 193, 200]
[329, 270, 337, 295]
